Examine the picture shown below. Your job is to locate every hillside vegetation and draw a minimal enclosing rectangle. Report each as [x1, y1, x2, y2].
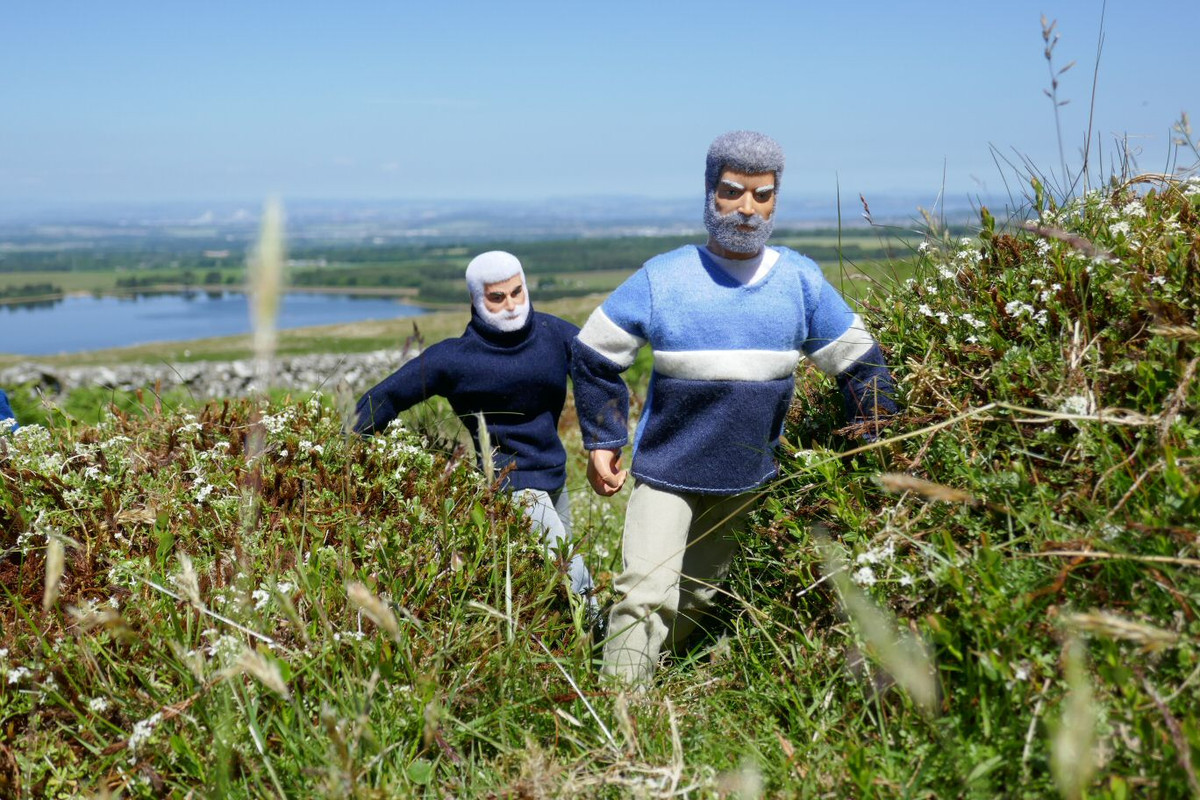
[1, 175, 1198, 797]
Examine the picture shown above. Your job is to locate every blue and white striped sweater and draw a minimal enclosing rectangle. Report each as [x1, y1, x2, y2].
[571, 245, 896, 494]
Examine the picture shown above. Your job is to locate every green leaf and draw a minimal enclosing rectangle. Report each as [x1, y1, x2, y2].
[407, 758, 434, 785]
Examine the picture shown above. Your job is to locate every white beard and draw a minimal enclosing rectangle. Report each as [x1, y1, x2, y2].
[703, 190, 774, 255]
[476, 299, 530, 332]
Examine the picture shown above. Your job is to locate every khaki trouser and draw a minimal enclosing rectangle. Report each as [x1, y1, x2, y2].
[602, 481, 755, 685]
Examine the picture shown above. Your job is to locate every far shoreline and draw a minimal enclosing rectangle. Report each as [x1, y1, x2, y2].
[0, 283, 463, 311]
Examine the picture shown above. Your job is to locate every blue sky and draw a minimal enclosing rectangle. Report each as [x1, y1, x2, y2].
[2, 1, 1196, 210]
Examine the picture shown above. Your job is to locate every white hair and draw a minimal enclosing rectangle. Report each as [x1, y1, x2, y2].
[465, 250, 530, 332]
[466, 251, 525, 303]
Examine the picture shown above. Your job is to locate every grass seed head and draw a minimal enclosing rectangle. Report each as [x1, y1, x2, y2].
[1051, 638, 1097, 800]
[1062, 610, 1179, 652]
[877, 473, 978, 505]
[42, 537, 65, 613]
[173, 553, 203, 610]
[345, 582, 399, 638]
[233, 647, 290, 699]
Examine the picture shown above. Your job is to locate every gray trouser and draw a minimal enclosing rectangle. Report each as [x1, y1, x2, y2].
[512, 487, 594, 599]
[602, 481, 755, 685]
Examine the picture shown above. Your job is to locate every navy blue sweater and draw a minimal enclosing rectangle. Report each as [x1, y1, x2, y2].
[354, 309, 579, 491]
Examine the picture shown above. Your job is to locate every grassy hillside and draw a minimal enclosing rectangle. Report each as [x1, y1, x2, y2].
[1, 175, 1198, 797]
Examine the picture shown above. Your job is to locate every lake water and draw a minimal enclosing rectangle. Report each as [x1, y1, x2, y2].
[1, 292, 426, 356]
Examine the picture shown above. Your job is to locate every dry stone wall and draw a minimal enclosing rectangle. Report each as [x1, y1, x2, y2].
[0, 349, 414, 399]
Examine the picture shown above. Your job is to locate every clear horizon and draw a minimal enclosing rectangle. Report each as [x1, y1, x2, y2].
[3, 1, 1197, 210]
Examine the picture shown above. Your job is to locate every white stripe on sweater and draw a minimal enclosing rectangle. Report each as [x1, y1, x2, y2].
[577, 307, 645, 368]
[805, 314, 876, 375]
[653, 349, 800, 381]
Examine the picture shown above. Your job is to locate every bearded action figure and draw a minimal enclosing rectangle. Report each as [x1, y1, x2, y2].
[571, 131, 898, 684]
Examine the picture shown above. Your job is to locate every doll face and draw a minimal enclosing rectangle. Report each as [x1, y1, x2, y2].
[482, 274, 527, 315]
[713, 169, 776, 221]
[705, 168, 777, 257]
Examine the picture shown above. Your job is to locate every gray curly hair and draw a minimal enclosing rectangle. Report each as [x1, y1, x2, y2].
[704, 130, 785, 191]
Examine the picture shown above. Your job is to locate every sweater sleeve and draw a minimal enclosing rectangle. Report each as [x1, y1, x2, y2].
[801, 279, 898, 429]
[570, 269, 651, 449]
[353, 346, 450, 435]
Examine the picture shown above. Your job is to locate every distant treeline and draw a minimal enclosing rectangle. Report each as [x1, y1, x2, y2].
[0, 250, 240, 273]
[0, 282, 62, 299]
[0, 228, 934, 303]
[115, 270, 235, 289]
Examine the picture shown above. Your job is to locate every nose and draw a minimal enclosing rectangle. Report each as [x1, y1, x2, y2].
[503, 294, 516, 311]
[737, 192, 756, 215]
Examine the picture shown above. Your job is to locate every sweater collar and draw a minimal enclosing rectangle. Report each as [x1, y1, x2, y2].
[468, 305, 536, 347]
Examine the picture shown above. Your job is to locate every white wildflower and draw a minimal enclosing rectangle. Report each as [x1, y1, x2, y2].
[128, 711, 163, 755]
[917, 241, 931, 253]
[7, 666, 32, 684]
[855, 540, 895, 565]
[935, 311, 950, 325]
[851, 566, 878, 587]
[14, 425, 50, 446]
[194, 481, 214, 504]
[960, 313, 986, 330]
[1110, 220, 1131, 237]
[251, 588, 271, 610]
[1121, 199, 1146, 218]
[1149, 275, 1167, 287]
[205, 633, 243, 662]
[918, 304, 934, 317]
[88, 696, 112, 713]
[1058, 395, 1096, 417]
[1004, 301, 1035, 318]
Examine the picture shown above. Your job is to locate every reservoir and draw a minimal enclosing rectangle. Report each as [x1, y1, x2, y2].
[1, 291, 426, 356]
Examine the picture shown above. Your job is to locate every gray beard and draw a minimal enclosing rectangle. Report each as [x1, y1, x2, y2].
[475, 300, 530, 332]
[703, 191, 774, 255]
